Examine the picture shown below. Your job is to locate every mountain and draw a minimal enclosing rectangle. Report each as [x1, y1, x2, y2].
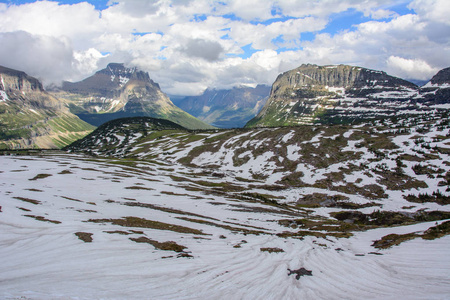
[246, 64, 449, 127]
[53, 63, 214, 130]
[6, 93, 450, 298]
[65, 116, 186, 156]
[0, 65, 94, 149]
[420, 67, 450, 105]
[171, 85, 271, 128]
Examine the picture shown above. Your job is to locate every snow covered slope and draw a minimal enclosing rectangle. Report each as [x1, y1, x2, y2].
[2, 111, 449, 299]
[1, 153, 449, 299]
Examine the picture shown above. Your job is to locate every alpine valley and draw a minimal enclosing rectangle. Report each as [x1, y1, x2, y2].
[1, 63, 450, 299]
[171, 84, 271, 128]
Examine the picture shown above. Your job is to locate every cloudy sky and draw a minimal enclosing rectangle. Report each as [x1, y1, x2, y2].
[0, 0, 449, 95]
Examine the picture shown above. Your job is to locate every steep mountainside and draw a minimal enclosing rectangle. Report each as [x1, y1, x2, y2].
[421, 67, 450, 105]
[53, 63, 214, 130]
[246, 64, 449, 127]
[172, 85, 270, 128]
[0, 65, 94, 149]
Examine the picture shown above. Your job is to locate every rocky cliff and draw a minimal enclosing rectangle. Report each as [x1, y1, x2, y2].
[420, 67, 450, 105]
[0, 65, 94, 149]
[246, 64, 448, 127]
[54, 63, 214, 130]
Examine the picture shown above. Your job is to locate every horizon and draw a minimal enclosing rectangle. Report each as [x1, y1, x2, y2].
[0, 0, 449, 96]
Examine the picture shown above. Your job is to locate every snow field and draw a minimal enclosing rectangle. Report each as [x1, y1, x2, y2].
[1, 154, 449, 299]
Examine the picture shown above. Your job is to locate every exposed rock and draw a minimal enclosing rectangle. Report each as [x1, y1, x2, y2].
[287, 267, 313, 279]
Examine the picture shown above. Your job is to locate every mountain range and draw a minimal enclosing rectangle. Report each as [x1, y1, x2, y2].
[1, 63, 449, 149]
[52, 63, 213, 130]
[171, 85, 271, 128]
[246, 64, 450, 127]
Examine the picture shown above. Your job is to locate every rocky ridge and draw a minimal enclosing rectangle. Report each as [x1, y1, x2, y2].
[246, 64, 449, 127]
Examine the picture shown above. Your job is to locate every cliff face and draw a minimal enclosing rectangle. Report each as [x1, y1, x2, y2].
[0, 65, 94, 149]
[54, 63, 214, 129]
[420, 67, 450, 105]
[246, 64, 448, 127]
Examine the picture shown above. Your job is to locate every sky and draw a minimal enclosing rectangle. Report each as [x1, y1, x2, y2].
[0, 0, 449, 95]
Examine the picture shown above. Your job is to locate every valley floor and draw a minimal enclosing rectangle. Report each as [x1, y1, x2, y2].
[0, 154, 449, 299]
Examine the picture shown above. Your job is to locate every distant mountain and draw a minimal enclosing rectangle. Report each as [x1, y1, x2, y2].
[53, 63, 214, 130]
[0, 65, 94, 149]
[420, 67, 450, 105]
[171, 85, 271, 128]
[246, 64, 450, 127]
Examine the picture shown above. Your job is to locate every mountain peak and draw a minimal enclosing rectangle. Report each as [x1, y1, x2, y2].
[423, 67, 450, 88]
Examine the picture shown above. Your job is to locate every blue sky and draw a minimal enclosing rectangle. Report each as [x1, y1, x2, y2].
[0, 0, 449, 95]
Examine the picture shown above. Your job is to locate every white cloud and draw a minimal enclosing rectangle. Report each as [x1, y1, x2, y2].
[409, 0, 450, 25]
[0, 0, 448, 95]
[386, 56, 439, 80]
[0, 31, 75, 85]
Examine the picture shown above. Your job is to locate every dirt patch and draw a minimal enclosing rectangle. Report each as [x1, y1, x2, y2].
[24, 215, 61, 224]
[29, 173, 52, 181]
[260, 247, 284, 253]
[129, 236, 187, 252]
[75, 232, 93, 242]
[13, 196, 41, 205]
[87, 216, 205, 235]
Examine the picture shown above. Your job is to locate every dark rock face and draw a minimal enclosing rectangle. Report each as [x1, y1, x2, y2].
[420, 67, 450, 105]
[288, 268, 313, 280]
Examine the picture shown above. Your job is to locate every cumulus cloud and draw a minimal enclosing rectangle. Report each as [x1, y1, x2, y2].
[386, 56, 439, 80]
[0, 31, 75, 84]
[181, 38, 224, 61]
[0, 0, 448, 95]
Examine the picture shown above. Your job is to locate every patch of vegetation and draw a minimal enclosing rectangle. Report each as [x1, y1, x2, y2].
[331, 210, 450, 227]
[104, 230, 131, 235]
[371, 233, 419, 249]
[24, 215, 61, 224]
[25, 188, 43, 192]
[75, 232, 93, 242]
[129, 236, 187, 252]
[405, 191, 450, 205]
[29, 173, 52, 181]
[372, 221, 450, 249]
[87, 216, 205, 235]
[125, 186, 155, 191]
[422, 221, 450, 240]
[177, 217, 266, 235]
[13, 196, 41, 205]
[58, 169, 73, 174]
[260, 247, 285, 253]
